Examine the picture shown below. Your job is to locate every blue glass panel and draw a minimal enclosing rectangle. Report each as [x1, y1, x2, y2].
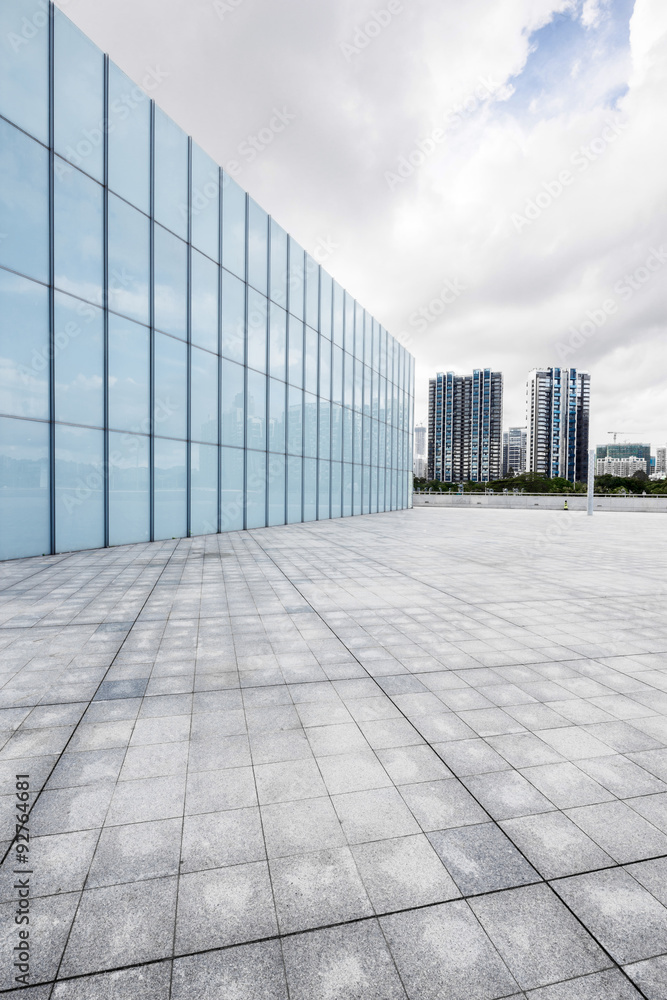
[344, 293, 355, 355]
[54, 10, 104, 182]
[342, 463, 352, 517]
[362, 309, 371, 366]
[154, 108, 188, 240]
[248, 199, 268, 295]
[154, 225, 187, 338]
[304, 328, 318, 395]
[303, 457, 316, 522]
[154, 332, 187, 439]
[319, 336, 331, 400]
[191, 144, 219, 262]
[332, 282, 343, 346]
[343, 407, 353, 461]
[0, 416, 49, 559]
[54, 292, 103, 428]
[270, 219, 287, 307]
[55, 424, 104, 552]
[318, 461, 330, 520]
[221, 270, 245, 363]
[191, 346, 218, 444]
[372, 319, 381, 372]
[108, 314, 149, 434]
[287, 386, 302, 456]
[191, 442, 218, 536]
[268, 378, 286, 454]
[0, 120, 48, 282]
[54, 161, 103, 305]
[0, 269, 48, 419]
[332, 346, 343, 405]
[247, 369, 266, 451]
[372, 369, 379, 420]
[221, 445, 243, 531]
[268, 453, 285, 526]
[371, 419, 379, 468]
[353, 464, 362, 515]
[0, 1, 49, 143]
[320, 272, 332, 340]
[191, 249, 219, 353]
[154, 437, 187, 540]
[343, 354, 353, 409]
[362, 464, 371, 515]
[288, 238, 304, 320]
[371, 466, 378, 514]
[305, 256, 319, 331]
[378, 465, 386, 511]
[222, 174, 246, 280]
[269, 303, 287, 381]
[331, 461, 341, 519]
[318, 400, 330, 460]
[331, 403, 342, 462]
[221, 359, 244, 447]
[246, 450, 266, 529]
[354, 411, 363, 463]
[108, 63, 150, 213]
[247, 290, 268, 373]
[287, 455, 302, 524]
[108, 194, 149, 324]
[109, 431, 149, 544]
[288, 316, 303, 388]
[304, 392, 317, 459]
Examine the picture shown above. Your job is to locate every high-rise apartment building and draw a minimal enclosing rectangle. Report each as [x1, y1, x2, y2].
[656, 447, 667, 476]
[502, 427, 527, 476]
[0, 2, 414, 561]
[428, 370, 503, 483]
[526, 368, 590, 482]
[413, 424, 427, 478]
[596, 443, 651, 471]
[596, 456, 647, 477]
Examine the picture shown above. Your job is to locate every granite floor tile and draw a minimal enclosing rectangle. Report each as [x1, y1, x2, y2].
[464, 771, 556, 820]
[255, 757, 327, 804]
[566, 801, 667, 863]
[524, 970, 642, 998]
[624, 955, 667, 999]
[0, 892, 81, 990]
[184, 765, 257, 813]
[172, 941, 288, 1000]
[332, 786, 421, 843]
[470, 884, 610, 991]
[261, 796, 347, 857]
[52, 961, 172, 998]
[501, 812, 613, 878]
[86, 817, 182, 887]
[434, 737, 510, 776]
[317, 750, 393, 794]
[376, 744, 451, 783]
[351, 833, 460, 911]
[519, 761, 614, 809]
[181, 806, 265, 871]
[105, 775, 186, 825]
[270, 845, 373, 932]
[399, 777, 489, 831]
[428, 822, 539, 895]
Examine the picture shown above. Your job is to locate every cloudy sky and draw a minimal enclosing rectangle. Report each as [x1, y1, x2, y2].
[56, 0, 667, 451]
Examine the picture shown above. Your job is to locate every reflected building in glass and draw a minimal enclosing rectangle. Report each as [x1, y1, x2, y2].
[0, 2, 414, 560]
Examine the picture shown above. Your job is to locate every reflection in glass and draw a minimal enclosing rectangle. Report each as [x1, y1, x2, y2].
[246, 450, 266, 529]
[154, 108, 188, 239]
[270, 220, 287, 307]
[108, 194, 150, 324]
[305, 256, 319, 331]
[0, 416, 49, 560]
[55, 424, 104, 552]
[318, 461, 330, 520]
[332, 281, 344, 346]
[269, 304, 287, 382]
[54, 161, 103, 304]
[0, 120, 49, 283]
[154, 437, 187, 540]
[154, 332, 187, 439]
[303, 457, 316, 522]
[248, 199, 268, 295]
[268, 453, 285, 526]
[191, 250, 219, 354]
[287, 455, 302, 524]
[269, 378, 286, 454]
[221, 446, 243, 531]
[247, 370, 266, 451]
[154, 225, 187, 338]
[0, 0, 49, 143]
[108, 63, 150, 213]
[288, 238, 304, 320]
[54, 10, 104, 182]
[288, 316, 303, 389]
[222, 270, 245, 363]
[304, 392, 317, 459]
[109, 432, 149, 544]
[0, 269, 49, 419]
[331, 461, 342, 519]
[318, 400, 330, 461]
[54, 292, 104, 428]
[247, 289, 268, 373]
[304, 328, 318, 395]
[320, 271, 332, 340]
[191, 347, 218, 444]
[221, 359, 244, 447]
[222, 174, 246, 280]
[319, 337, 331, 400]
[191, 442, 218, 536]
[108, 314, 150, 433]
[287, 386, 303, 456]
[191, 143, 220, 262]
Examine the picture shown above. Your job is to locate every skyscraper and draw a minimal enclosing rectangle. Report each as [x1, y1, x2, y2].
[502, 427, 527, 476]
[526, 368, 590, 482]
[428, 369, 503, 483]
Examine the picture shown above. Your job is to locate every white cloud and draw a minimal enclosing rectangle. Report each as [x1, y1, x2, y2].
[55, 0, 667, 453]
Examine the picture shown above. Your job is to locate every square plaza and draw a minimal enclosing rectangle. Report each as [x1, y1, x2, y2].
[2, 506, 667, 997]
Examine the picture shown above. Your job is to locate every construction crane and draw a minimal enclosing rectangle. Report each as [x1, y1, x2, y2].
[607, 431, 635, 443]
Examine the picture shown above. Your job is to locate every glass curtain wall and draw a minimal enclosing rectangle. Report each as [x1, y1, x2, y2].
[0, 1, 414, 560]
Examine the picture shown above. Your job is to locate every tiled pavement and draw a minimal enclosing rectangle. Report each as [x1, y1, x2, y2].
[1, 507, 667, 997]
